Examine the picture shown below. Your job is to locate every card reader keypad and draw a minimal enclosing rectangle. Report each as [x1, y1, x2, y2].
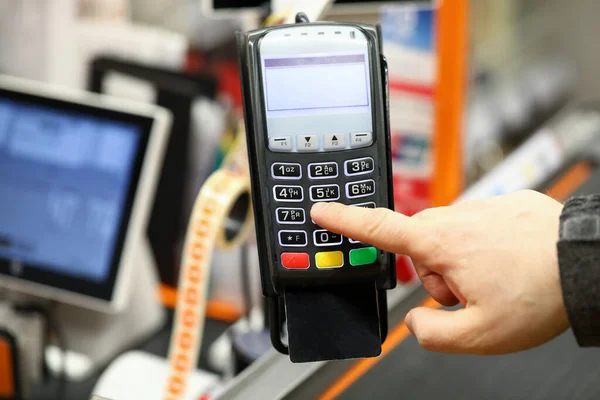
[270, 156, 379, 271]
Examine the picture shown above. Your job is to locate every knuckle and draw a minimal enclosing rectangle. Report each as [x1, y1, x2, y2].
[458, 328, 485, 354]
[419, 225, 448, 266]
[330, 204, 346, 222]
[456, 313, 488, 351]
[365, 208, 390, 237]
[413, 207, 437, 221]
[319, 203, 346, 230]
[516, 189, 542, 201]
[519, 189, 537, 196]
[415, 330, 437, 351]
[418, 324, 479, 353]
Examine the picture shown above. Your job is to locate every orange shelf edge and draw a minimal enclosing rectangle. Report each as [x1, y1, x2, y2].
[432, 0, 469, 207]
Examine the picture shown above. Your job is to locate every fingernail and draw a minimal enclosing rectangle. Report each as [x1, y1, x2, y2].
[405, 311, 413, 333]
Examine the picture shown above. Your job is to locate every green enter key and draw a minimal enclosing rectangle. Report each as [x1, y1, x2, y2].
[349, 247, 378, 266]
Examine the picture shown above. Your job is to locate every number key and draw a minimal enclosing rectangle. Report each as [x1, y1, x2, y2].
[346, 179, 375, 199]
[276, 208, 305, 224]
[313, 229, 343, 246]
[345, 157, 374, 176]
[273, 185, 303, 202]
[308, 162, 338, 180]
[310, 184, 340, 202]
[272, 163, 301, 180]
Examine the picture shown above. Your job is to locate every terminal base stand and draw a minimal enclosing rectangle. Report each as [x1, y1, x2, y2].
[47, 239, 165, 381]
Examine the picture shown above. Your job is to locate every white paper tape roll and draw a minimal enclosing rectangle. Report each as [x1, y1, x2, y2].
[163, 162, 252, 400]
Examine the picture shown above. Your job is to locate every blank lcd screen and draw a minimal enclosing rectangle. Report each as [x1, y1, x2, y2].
[264, 54, 369, 113]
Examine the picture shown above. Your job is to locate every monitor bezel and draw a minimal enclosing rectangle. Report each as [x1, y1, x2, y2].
[200, 0, 395, 19]
[200, 0, 264, 19]
[0, 75, 170, 313]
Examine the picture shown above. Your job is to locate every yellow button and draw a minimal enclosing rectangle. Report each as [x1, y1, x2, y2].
[315, 251, 344, 269]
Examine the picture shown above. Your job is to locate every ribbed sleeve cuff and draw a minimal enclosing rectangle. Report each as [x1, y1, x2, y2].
[558, 195, 600, 347]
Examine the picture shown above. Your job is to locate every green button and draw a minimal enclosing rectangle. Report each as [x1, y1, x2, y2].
[350, 247, 378, 266]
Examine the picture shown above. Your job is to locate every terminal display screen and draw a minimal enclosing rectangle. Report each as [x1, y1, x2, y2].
[261, 51, 373, 139]
[263, 54, 370, 114]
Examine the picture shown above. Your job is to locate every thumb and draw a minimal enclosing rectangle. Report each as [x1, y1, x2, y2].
[405, 307, 483, 353]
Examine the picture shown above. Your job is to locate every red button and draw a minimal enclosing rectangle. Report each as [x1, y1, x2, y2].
[281, 253, 310, 270]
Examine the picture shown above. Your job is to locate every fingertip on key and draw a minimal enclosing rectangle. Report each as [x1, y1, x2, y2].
[311, 202, 328, 214]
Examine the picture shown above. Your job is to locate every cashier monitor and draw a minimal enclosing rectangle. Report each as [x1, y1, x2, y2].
[0, 76, 169, 312]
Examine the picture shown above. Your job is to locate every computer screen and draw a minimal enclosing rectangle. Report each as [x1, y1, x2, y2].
[0, 83, 156, 304]
[0, 100, 140, 281]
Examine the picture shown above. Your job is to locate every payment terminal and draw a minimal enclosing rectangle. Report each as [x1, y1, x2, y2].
[238, 15, 395, 362]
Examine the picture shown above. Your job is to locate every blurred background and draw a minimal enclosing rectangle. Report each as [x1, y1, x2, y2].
[2, 1, 600, 399]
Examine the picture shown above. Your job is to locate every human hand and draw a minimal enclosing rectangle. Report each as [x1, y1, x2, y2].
[310, 190, 569, 354]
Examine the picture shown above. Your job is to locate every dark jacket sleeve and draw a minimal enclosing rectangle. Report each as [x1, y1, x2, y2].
[558, 194, 600, 346]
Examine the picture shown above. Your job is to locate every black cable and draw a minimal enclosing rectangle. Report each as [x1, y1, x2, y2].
[268, 297, 288, 355]
[261, 296, 269, 330]
[219, 242, 255, 378]
[239, 242, 253, 320]
[295, 12, 310, 23]
[48, 302, 67, 400]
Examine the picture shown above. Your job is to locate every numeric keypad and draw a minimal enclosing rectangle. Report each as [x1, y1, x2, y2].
[270, 154, 379, 268]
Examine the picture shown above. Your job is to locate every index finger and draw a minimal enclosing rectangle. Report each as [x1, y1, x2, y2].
[310, 202, 426, 257]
